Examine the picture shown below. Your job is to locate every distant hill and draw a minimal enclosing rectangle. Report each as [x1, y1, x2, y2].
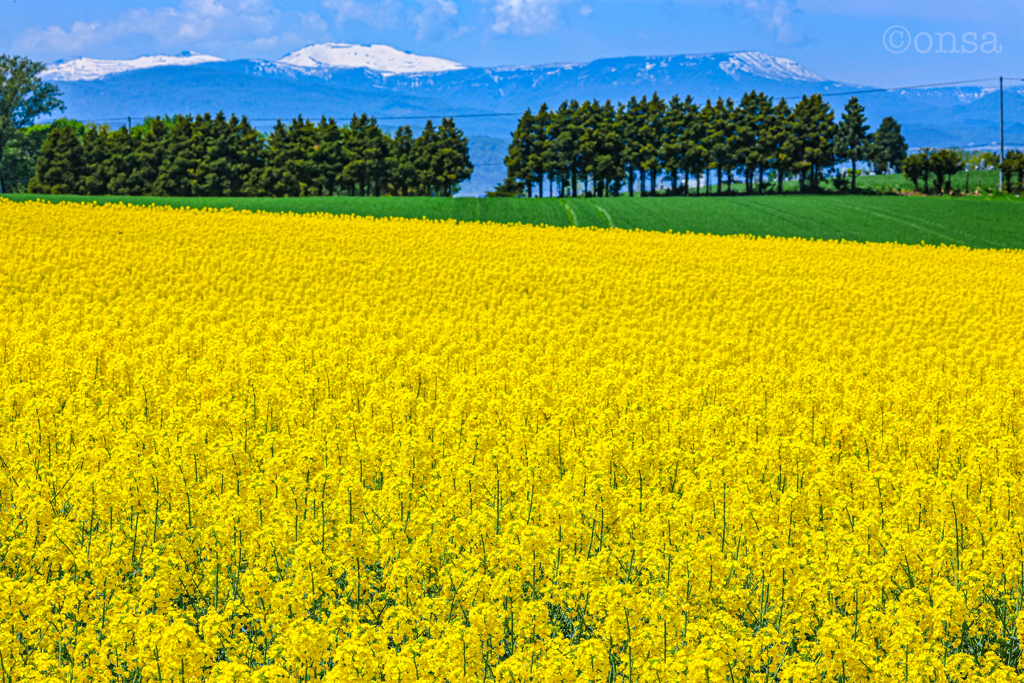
[42, 44, 1024, 196]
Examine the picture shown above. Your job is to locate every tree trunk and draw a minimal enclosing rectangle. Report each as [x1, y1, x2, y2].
[851, 159, 857, 191]
[777, 166, 783, 194]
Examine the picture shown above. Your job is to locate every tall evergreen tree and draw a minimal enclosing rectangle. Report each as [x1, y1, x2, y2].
[343, 114, 388, 196]
[593, 100, 622, 197]
[792, 94, 836, 190]
[413, 120, 441, 196]
[684, 99, 708, 195]
[313, 116, 345, 196]
[834, 97, 870, 191]
[870, 116, 908, 174]
[435, 117, 473, 197]
[620, 96, 646, 196]
[28, 123, 83, 194]
[764, 98, 795, 194]
[123, 118, 168, 195]
[529, 104, 552, 197]
[154, 116, 199, 197]
[102, 127, 138, 195]
[639, 93, 666, 195]
[737, 91, 772, 193]
[661, 95, 687, 194]
[504, 109, 537, 197]
[387, 125, 419, 196]
[548, 101, 574, 197]
[705, 98, 737, 193]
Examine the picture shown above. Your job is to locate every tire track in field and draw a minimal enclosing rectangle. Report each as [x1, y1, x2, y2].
[840, 201, 1011, 250]
[838, 202, 974, 247]
[593, 204, 615, 228]
[559, 199, 578, 226]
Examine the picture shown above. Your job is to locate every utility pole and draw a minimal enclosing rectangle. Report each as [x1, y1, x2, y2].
[127, 116, 132, 132]
[999, 76, 1004, 192]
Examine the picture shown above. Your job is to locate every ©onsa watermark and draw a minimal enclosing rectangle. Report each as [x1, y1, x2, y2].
[883, 26, 1002, 54]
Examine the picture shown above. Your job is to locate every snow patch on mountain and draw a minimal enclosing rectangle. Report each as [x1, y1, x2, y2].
[718, 51, 823, 82]
[278, 43, 464, 75]
[42, 52, 224, 82]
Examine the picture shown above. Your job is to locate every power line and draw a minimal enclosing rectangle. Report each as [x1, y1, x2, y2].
[62, 75, 1024, 127]
[814, 77, 1018, 99]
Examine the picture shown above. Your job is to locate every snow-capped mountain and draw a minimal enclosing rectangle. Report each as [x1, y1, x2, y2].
[42, 51, 224, 82]
[278, 43, 464, 75]
[718, 52, 823, 82]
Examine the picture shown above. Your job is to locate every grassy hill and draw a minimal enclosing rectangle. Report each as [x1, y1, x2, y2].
[7, 190, 1022, 250]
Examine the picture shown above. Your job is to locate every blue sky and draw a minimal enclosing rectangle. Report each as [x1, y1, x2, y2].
[2, 0, 1020, 87]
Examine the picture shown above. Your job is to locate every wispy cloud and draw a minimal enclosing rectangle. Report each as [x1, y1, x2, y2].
[742, 0, 802, 43]
[491, 0, 569, 35]
[411, 0, 460, 40]
[15, 0, 280, 56]
[320, 0, 403, 31]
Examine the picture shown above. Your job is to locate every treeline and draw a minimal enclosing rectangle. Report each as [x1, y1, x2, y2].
[496, 92, 908, 197]
[29, 113, 473, 197]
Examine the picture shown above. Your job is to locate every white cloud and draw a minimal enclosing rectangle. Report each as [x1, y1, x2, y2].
[15, 0, 280, 56]
[491, 0, 567, 35]
[299, 11, 329, 32]
[741, 0, 801, 43]
[320, 0, 403, 30]
[578, 4, 593, 16]
[411, 0, 460, 40]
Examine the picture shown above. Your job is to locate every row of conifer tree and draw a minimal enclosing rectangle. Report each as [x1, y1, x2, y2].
[496, 92, 909, 197]
[29, 113, 474, 197]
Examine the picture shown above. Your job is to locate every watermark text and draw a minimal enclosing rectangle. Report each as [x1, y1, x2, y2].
[883, 26, 1002, 54]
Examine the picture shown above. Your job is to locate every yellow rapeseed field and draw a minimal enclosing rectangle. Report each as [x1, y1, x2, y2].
[1, 198, 1023, 683]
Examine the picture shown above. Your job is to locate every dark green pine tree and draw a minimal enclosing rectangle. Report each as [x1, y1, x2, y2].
[870, 116, 908, 174]
[387, 125, 419, 196]
[548, 101, 573, 196]
[737, 91, 772, 193]
[123, 118, 168, 195]
[792, 94, 836, 190]
[765, 98, 795, 194]
[412, 120, 440, 196]
[564, 100, 585, 197]
[28, 124, 84, 194]
[684, 99, 708, 195]
[705, 97, 737, 193]
[343, 114, 388, 196]
[620, 96, 645, 196]
[194, 113, 233, 196]
[640, 93, 665, 195]
[661, 95, 690, 195]
[154, 116, 198, 197]
[101, 127, 138, 195]
[79, 125, 111, 195]
[529, 104, 552, 197]
[434, 117, 473, 197]
[313, 116, 345, 196]
[834, 97, 871, 191]
[592, 100, 622, 197]
[249, 116, 317, 197]
[504, 108, 536, 197]
[576, 101, 599, 196]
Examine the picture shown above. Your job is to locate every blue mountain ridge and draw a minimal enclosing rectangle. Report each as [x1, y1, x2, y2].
[46, 53, 1024, 196]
